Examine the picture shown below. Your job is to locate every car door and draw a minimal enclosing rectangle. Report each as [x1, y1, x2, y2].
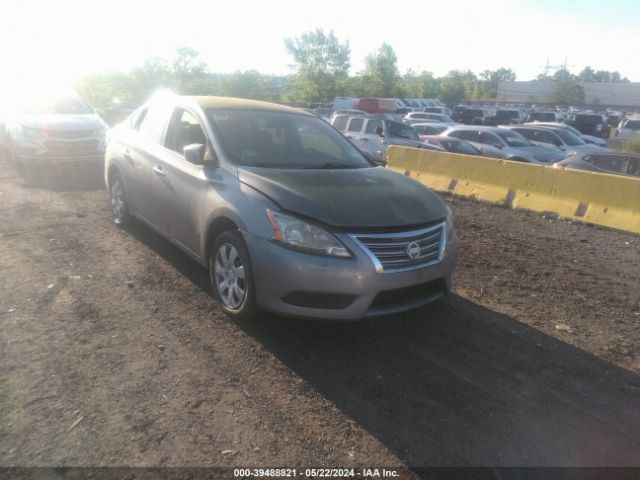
[590, 154, 630, 176]
[344, 117, 366, 147]
[122, 102, 172, 224]
[149, 107, 210, 254]
[626, 157, 640, 177]
[476, 131, 504, 157]
[359, 118, 384, 155]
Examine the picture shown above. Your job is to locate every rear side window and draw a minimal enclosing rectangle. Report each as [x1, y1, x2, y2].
[365, 119, 383, 134]
[627, 159, 640, 176]
[165, 109, 207, 159]
[592, 155, 630, 173]
[348, 118, 365, 132]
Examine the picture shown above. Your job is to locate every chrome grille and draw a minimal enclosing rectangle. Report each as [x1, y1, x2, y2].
[350, 223, 446, 273]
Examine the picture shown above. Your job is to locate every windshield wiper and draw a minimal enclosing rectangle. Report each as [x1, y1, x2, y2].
[314, 162, 355, 169]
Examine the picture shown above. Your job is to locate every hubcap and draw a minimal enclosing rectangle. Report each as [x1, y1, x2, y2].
[214, 243, 246, 309]
[110, 178, 126, 221]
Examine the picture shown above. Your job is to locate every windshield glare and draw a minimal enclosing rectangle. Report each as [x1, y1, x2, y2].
[497, 130, 531, 147]
[207, 110, 370, 169]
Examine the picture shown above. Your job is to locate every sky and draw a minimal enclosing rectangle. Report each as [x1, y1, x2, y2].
[2, 0, 640, 95]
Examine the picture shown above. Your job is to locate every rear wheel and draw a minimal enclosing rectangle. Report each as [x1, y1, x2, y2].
[109, 171, 132, 225]
[209, 230, 258, 321]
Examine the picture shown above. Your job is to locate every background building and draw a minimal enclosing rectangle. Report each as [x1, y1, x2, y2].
[497, 81, 640, 109]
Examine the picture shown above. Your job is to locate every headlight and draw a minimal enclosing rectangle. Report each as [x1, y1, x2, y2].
[266, 209, 351, 258]
[14, 124, 43, 140]
[445, 205, 454, 239]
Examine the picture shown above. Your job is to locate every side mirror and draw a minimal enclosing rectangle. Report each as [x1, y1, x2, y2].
[183, 143, 206, 165]
[375, 126, 384, 137]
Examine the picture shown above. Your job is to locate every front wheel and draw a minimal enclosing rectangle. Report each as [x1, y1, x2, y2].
[209, 230, 259, 321]
[109, 172, 132, 225]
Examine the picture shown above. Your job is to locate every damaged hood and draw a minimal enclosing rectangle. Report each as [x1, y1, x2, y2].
[238, 166, 447, 229]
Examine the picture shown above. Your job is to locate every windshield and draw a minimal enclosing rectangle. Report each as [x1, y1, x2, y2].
[462, 109, 483, 118]
[387, 121, 419, 140]
[574, 115, 603, 125]
[553, 129, 585, 146]
[18, 95, 93, 115]
[531, 112, 556, 121]
[496, 111, 519, 119]
[207, 110, 370, 169]
[497, 130, 531, 147]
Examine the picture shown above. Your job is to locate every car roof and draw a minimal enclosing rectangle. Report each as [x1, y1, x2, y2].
[188, 96, 312, 115]
[448, 125, 502, 132]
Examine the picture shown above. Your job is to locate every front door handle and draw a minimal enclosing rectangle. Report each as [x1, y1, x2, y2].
[123, 150, 133, 162]
[152, 166, 165, 176]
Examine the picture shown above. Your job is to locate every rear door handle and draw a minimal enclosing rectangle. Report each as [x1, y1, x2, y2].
[152, 166, 165, 176]
[123, 150, 133, 161]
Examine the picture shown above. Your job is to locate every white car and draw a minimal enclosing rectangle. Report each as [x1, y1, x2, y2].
[617, 117, 640, 140]
[423, 106, 452, 116]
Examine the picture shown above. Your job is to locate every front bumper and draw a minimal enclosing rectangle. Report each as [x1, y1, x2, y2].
[246, 229, 457, 320]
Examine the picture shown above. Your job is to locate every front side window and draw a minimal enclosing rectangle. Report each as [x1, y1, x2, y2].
[513, 129, 536, 141]
[387, 121, 418, 140]
[365, 119, 383, 134]
[592, 155, 630, 173]
[536, 130, 561, 145]
[348, 118, 365, 132]
[137, 102, 171, 144]
[165, 109, 207, 159]
[479, 132, 501, 146]
[496, 130, 531, 147]
[554, 129, 585, 146]
[207, 110, 370, 169]
[444, 140, 480, 155]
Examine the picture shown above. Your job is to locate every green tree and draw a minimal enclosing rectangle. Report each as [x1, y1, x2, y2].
[579, 66, 595, 82]
[218, 70, 282, 102]
[362, 43, 401, 97]
[438, 70, 477, 104]
[476, 68, 516, 99]
[284, 29, 350, 103]
[549, 78, 585, 106]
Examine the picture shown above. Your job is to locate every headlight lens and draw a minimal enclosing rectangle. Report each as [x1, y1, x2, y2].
[445, 205, 454, 239]
[266, 209, 351, 258]
[15, 125, 43, 139]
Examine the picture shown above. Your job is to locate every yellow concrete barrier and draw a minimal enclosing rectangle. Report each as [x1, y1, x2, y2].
[386, 146, 640, 235]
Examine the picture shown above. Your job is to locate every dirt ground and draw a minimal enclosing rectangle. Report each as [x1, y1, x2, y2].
[1, 158, 639, 472]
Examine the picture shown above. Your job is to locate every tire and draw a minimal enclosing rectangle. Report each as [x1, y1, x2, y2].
[109, 171, 132, 225]
[209, 230, 258, 321]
